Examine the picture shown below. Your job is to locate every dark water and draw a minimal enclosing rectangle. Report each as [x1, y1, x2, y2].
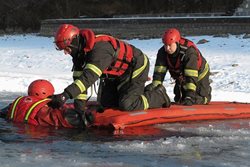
[1, 92, 250, 167]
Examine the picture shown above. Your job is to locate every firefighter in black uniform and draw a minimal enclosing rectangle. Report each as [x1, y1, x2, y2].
[146, 28, 211, 106]
[48, 24, 171, 113]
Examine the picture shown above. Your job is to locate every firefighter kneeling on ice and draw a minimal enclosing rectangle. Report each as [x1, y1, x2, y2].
[146, 28, 212, 106]
[48, 24, 171, 112]
[0, 79, 89, 129]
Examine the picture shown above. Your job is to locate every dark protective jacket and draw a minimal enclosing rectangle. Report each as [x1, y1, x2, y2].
[64, 29, 148, 101]
[152, 37, 211, 103]
[6, 96, 76, 128]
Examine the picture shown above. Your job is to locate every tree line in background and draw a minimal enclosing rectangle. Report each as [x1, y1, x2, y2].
[0, 0, 243, 33]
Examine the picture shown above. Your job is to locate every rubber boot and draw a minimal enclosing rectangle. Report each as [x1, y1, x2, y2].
[155, 84, 171, 108]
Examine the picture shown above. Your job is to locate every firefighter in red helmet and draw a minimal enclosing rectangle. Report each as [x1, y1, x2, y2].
[0, 79, 86, 129]
[146, 28, 212, 106]
[49, 24, 171, 112]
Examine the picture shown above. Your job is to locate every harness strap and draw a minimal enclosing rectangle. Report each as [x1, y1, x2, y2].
[94, 35, 133, 76]
[179, 38, 203, 70]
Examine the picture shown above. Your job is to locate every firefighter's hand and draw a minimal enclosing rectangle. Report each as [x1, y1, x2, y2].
[74, 99, 94, 126]
[145, 83, 156, 92]
[74, 99, 89, 127]
[48, 92, 70, 109]
[85, 111, 94, 125]
[74, 99, 86, 113]
[182, 97, 194, 106]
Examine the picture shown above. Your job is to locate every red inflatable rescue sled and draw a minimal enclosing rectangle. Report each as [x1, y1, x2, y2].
[88, 101, 250, 130]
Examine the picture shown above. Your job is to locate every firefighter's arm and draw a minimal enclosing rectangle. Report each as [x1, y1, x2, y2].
[47, 63, 102, 109]
[65, 42, 114, 99]
[49, 42, 114, 110]
[72, 57, 88, 111]
[36, 106, 75, 128]
[145, 48, 167, 91]
[152, 47, 168, 86]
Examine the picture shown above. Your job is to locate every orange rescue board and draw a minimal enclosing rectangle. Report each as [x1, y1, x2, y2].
[91, 102, 250, 130]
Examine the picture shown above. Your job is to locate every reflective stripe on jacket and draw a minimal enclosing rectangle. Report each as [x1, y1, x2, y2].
[167, 37, 203, 79]
[7, 96, 50, 125]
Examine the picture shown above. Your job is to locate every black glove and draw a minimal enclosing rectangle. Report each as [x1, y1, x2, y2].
[182, 97, 194, 106]
[96, 105, 105, 113]
[74, 99, 86, 113]
[145, 83, 156, 92]
[85, 111, 94, 124]
[48, 92, 70, 109]
[74, 99, 94, 126]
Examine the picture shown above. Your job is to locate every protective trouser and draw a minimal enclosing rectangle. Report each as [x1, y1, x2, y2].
[97, 62, 149, 111]
[97, 62, 169, 111]
[174, 72, 212, 104]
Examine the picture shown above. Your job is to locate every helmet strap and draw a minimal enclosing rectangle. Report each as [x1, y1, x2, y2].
[77, 35, 87, 59]
[70, 35, 87, 59]
[69, 35, 81, 57]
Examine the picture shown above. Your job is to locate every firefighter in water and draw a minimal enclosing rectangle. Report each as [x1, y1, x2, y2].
[0, 79, 86, 128]
[146, 28, 211, 106]
[49, 24, 171, 112]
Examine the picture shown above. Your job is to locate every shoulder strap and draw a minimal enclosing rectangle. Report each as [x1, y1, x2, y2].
[179, 37, 203, 69]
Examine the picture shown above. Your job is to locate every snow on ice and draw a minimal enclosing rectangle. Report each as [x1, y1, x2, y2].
[0, 34, 250, 102]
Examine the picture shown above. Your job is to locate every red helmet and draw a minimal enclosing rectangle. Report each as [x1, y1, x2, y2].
[162, 28, 181, 45]
[28, 79, 55, 99]
[54, 24, 80, 50]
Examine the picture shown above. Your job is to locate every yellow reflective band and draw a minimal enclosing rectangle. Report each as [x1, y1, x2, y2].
[10, 96, 23, 119]
[184, 69, 198, 77]
[184, 83, 196, 91]
[95, 34, 107, 37]
[74, 79, 86, 93]
[73, 71, 83, 77]
[117, 54, 148, 90]
[132, 54, 148, 79]
[204, 97, 208, 104]
[75, 94, 87, 100]
[152, 80, 162, 86]
[85, 64, 102, 77]
[154, 66, 167, 73]
[24, 98, 50, 122]
[198, 63, 209, 81]
[141, 95, 149, 110]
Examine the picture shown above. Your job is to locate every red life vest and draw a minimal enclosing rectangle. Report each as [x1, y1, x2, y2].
[80, 29, 134, 76]
[7, 96, 51, 126]
[166, 37, 203, 78]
